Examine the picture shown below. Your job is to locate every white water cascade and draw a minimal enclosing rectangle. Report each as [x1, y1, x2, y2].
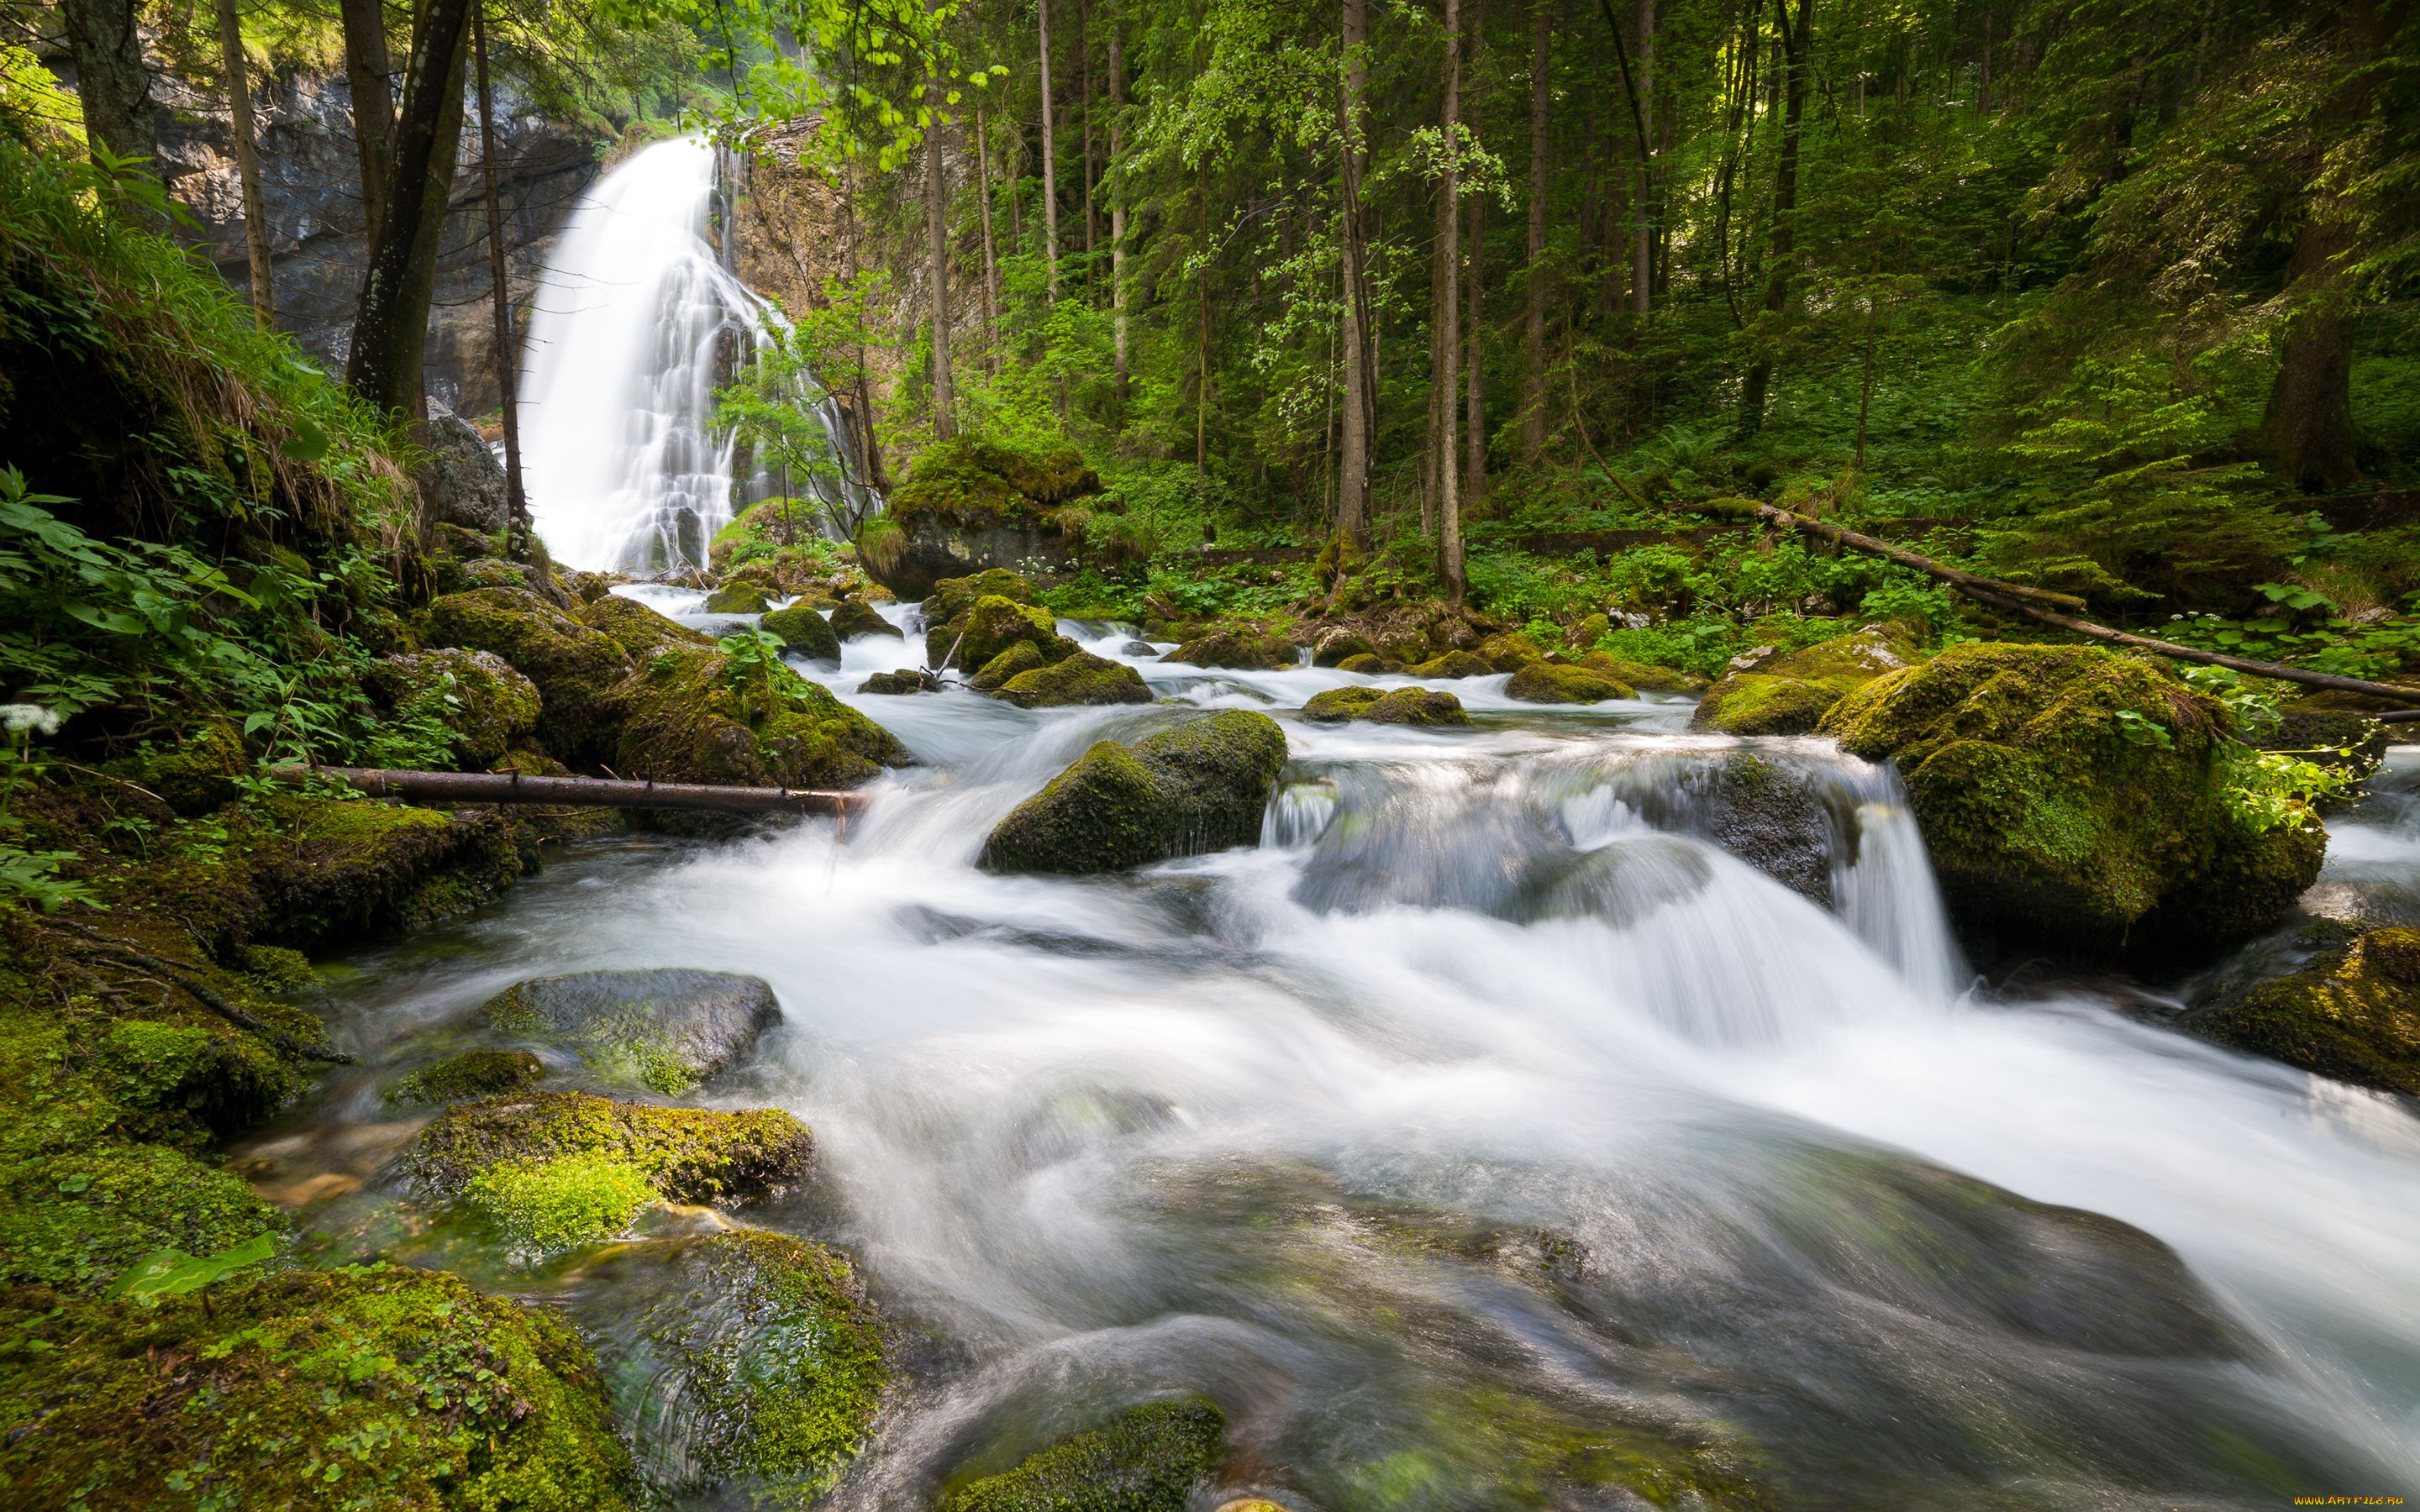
[518, 136, 867, 573]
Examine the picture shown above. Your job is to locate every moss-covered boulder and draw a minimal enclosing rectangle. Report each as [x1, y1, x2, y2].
[427, 586, 635, 764]
[580, 591, 715, 663]
[1302, 686, 1470, 727]
[479, 968, 781, 1095]
[704, 582, 773, 614]
[858, 669, 939, 695]
[939, 1399, 1227, 1512]
[612, 645, 909, 790]
[997, 649, 1155, 708]
[944, 595, 1069, 672]
[2196, 927, 2420, 1094]
[923, 568, 1039, 630]
[1312, 627, 1377, 666]
[1577, 652, 1707, 695]
[829, 598, 902, 640]
[1335, 652, 1387, 675]
[591, 1230, 885, 1503]
[259, 797, 523, 950]
[971, 639, 1050, 691]
[1823, 643, 2326, 958]
[1165, 625, 1295, 671]
[760, 601, 842, 662]
[0, 1266, 636, 1510]
[879, 438, 1101, 597]
[981, 711, 1290, 874]
[382, 1047, 547, 1106]
[1693, 626, 1918, 735]
[1505, 662, 1634, 703]
[1476, 632, 1546, 672]
[135, 719, 250, 815]
[1407, 649, 1492, 680]
[371, 646, 542, 766]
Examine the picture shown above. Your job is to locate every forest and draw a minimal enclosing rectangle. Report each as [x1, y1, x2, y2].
[0, 0, 2417, 1505]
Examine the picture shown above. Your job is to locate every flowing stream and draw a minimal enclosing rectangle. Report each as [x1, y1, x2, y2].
[244, 602, 2420, 1508]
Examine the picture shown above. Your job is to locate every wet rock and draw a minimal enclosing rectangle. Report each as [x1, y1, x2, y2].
[0, 1267, 636, 1510]
[426, 586, 635, 764]
[1693, 625, 1918, 735]
[1406, 649, 1492, 680]
[948, 596, 1070, 673]
[582, 592, 715, 662]
[1335, 652, 1388, 675]
[1475, 631, 1545, 672]
[760, 601, 842, 662]
[381, 1047, 547, 1106]
[1302, 686, 1470, 727]
[371, 647, 541, 766]
[1312, 627, 1377, 666]
[971, 640, 1049, 690]
[1168, 625, 1296, 671]
[479, 968, 781, 1095]
[1823, 642, 2324, 960]
[611, 645, 910, 790]
[703, 582, 772, 615]
[997, 648, 1155, 708]
[1689, 752, 1838, 904]
[860, 669, 941, 695]
[938, 1399, 1226, 1512]
[2195, 927, 2420, 1094]
[585, 1230, 884, 1503]
[981, 711, 1290, 874]
[258, 797, 524, 949]
[829, 597, 903, 639]
[1505, 663, 1634, 704]
[413, 400, 508, 530]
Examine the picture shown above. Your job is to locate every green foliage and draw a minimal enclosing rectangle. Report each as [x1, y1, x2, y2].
[939, 1399, 1226, 1512]
[465, 1154, 664, 1257]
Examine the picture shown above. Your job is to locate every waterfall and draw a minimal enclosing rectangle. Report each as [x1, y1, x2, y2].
[518, 135, 872, 574]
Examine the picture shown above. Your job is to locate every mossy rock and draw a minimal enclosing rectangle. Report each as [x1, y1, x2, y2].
[859, 669, 939, 695]
[1301, 686, 1386, 723]
[1311, 627, 1376, 666]
[259, 797, 524, 950]
[1476, 632, 1546, 672]
[0, 1141, 278, 1293]
[382, 1047, 548, 1106]
[1335, 653, 1387, 675]
[371, 646, 542, 766]
[2257, 701, 2391, 782]
[704, 582, 773, 614]
[892, 436, 1103, 526]
[923, 569, 1041, 632]
[137, 719, 249, 816]
[944, 595, 1068, 672]
[612, 646, 910, 790]
[971, 639, 1049, 691]
[1302, 686, 1470, 727]
[1692, 627, 1918, 735]
[760, 602, 843, 663]
[1822, 643, 2325, 959]
[981, 711, 1290, 874]
[1407, 649, 1492, 680]
[581, 591, 716, 663]
[101, 1015, 292, 1133]
[427, 586, 635, 764]
[997, 649, 1155, 709]
[2196, 927, 2420, 1094]
[1165, 626, 1296, 671]
[1505, 663, 1634, 704]
[938, 1399, 1227, 1512]
[403, 1089, 812, 1215]
[1577, 652, 1707, 694]
[829, 598, 902, 639]
[0, 1266, 636, 1509]
[480, 969, 781, 1095]
[594, 1230, 886, 1503]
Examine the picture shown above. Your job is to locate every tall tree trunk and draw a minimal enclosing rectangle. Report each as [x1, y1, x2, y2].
[1465, 193, 1485, 503]
[925, 51, 956, 439]
[1197, 157, 1211, 486]
[1438, 0, 1465, 599]
[1079, 0, 1097, 287]
[338, 0, 396, 244]
[60, 0, 157, 181]
[1107, 11, 1130, 405]
[214, 0, 275, 324]
[1630, 0, 1651, 317]
[348, 0, 473, 421]
[1737, 0, 1811, 434]
[1336, 0, 1374, 545]
[1520, 0, 1549, 467]
[1039, 0, 1060, 302]
[975, 102, 1002, 370]
[471, 0, 528, 557]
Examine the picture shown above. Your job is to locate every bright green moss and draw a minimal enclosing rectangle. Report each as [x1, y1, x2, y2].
[971, 639, 1048, 690]
[0, 1142, 278, 1293]
[939, 1399, 1226, 1512]
[760, 601, 843, 661]
[891, 437, 1102, 528]
[1303, 686, 1471, 727]
[1693, 626, 1918, 735]
[1504, 663, 1635, 703]
[704, 582, 772, 614]
[2198, 927, 2420, 1094]
[381, 1047, 547, 1106]
[1302, 686, 1387, 722]
[580, 591, 716, 662]
[980, 711, 1290, 874]
[997, 649, 1154, 708]
[466, 1153, 662, 1256]
[426, 586, 635, 764]
[1165, 625, 1295, 670]
[948, 595, 1067, 671]
[611, 645, 910, 789]
[266, 796, 524, 948]
[0, 1266, 637, 1511]
[1407, 650, 1491, 680]
[1579, 653, 1707, 694]
[403, 1089, 813, 1206]
[923, 568, 1040, 627]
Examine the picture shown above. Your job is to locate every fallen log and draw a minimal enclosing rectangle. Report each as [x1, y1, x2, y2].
[266, 765, 865, 816]
[1730, 500, 2420, 712]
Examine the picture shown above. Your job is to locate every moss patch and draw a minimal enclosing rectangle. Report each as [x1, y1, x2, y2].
[1302, 686, 1470, 727]
[939, 1399, 1226, 1512]
[260, 796, 525, 951]
[1693, 626, 1918, 735]
[426, 587, 636, 766]
[403, 1089, 812, 1207]
[704, 582, 772, 614]
[948, 596, 1070, 672]
[2197, 927, 2420, 1094]
[580, 592, 714, 663]
[1505, 663, 1634, 703]
[981, 711, 1290, 874]
[371, 647, 543, 769]
[1165, 625, 1295, 671]
[829, 599, 902, 640]
[381, 1047, 547, 1107]
[760, 602, 842, 662]
[611, 645, 910, 789]
[891, 436, 1103, 527]
[466, 1153, 664, 1255]
[0, 1142, 279, 1293]
[1407, 649, 1491, 680]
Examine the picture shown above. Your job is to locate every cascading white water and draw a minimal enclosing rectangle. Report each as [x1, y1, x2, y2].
[518, 137, 874, 572]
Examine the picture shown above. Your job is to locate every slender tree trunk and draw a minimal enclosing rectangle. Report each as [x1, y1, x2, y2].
[1737, 0, 1811, 434]
[1465, 193, 1485, 504]
[925, 60, 955, 439]
[1079, 0, 1097, 288]
[338, 0, 396, 244]
[1039, 0, 1061, 302]
[1630, 0, 1652, 317]
[1107, 11, 1130, 405]
[975, 102, 1002, 370]
[1520, 0, 1549, 466]
[1336, 0, 1374, 545]
[1854, 297, 1876, 469]
[471, 0, 528, 557]
[60, 0, 156, 179]
[348, 0, 473, 421]
[215, 0, 276, 325]
[1439, 0, 1465, 599]
[1197, 157, 1211, 486]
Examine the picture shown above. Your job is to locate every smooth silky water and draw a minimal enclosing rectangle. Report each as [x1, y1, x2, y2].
[246, 604, 2420, 1508]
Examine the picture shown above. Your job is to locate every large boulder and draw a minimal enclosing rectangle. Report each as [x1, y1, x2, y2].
[1505, 662, 1634, 703]
[1163, 625, 1294, 671]
[760, 601, 842, 662]
[257, 797, 524, 950]
[581, 592, 715, 662]
[370, 646, 541, 766]
[703, 582, 772, 614]
[479, 968, 782, 1095]
[943, 595, 1069, 672]
[2196, 927, 2420, 1095]
[413, 400, 508, 531]
[981, 711, 1290, 874]
[426, 586, 635, 764]
[1693, 626, 1919, 735]
[922, 568, 1039, 633]
[612, 646, 910, 790]
[829, 598, 902, 639]
[995, 648, 1155, 708]
[1302, 686, 1470, 727]
[873, 438, 1101, 597]
[1823, 643, 2325, 959]
[937, 1399, 1226, 1512]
